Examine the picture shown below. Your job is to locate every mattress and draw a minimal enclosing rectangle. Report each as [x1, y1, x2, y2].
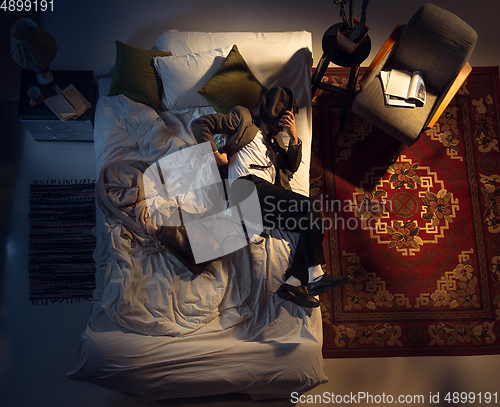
[66, 30, 328, 401]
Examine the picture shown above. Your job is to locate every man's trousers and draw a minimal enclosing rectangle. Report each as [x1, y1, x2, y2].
[240, 174, 326, 285]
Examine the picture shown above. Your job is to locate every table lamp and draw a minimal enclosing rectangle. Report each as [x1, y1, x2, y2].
[10, 18, 57, 85]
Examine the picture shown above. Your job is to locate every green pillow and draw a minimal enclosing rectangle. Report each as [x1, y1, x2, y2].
[198, 45, 266, 114]
[108, 41, 171, 110]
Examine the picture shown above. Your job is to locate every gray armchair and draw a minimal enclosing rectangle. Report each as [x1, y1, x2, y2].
[351, 3, 478, 146]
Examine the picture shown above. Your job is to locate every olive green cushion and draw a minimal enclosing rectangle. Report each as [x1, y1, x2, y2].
[198, 45, 266, 114]
[108, 41, 171, 110]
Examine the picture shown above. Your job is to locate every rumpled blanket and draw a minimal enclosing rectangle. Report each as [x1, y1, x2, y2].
[96, 160, 166, 254]
[96, 159, 221, 274]
[94, 158, 255, 336]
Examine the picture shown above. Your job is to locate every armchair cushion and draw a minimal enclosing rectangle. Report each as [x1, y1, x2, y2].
[388, 3, 477, 92]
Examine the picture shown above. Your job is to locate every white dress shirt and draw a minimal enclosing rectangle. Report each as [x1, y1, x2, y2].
[228, 130, 276, 184]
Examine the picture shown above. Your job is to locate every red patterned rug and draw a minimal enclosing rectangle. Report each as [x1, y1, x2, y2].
[311, 67, 500, 358]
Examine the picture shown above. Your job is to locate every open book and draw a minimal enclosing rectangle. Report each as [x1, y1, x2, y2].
[380, 69, 426, 107]
[44, 84, 91, 120]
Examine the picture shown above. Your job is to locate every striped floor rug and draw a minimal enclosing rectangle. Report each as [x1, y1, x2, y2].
[28, 180, 96, 304]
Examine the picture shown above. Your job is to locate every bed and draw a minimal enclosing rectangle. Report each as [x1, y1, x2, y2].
[66, 30, 328, 401]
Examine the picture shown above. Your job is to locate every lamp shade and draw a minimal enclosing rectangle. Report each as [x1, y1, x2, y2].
[10, 18, 57, 70]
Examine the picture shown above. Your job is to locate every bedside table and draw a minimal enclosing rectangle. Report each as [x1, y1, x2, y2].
[19, 70, 96, 142]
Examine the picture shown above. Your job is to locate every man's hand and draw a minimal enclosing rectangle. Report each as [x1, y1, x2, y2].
[214, 151, 228, 165]
[279, 110, 299, 145]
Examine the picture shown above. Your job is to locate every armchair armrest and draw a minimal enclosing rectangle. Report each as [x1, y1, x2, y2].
[359, 24, 405, 88]
[426, 62, 473, 129]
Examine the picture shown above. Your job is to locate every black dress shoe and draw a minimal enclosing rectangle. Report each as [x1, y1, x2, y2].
[276, 284, 320, 308]
[307, 274, 352, 296]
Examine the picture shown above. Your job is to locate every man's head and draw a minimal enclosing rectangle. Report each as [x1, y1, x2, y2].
[259, 87, 295, 127]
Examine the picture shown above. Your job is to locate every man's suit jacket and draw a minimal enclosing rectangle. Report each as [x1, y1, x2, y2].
[191, 106, 302, 190]
[191, 106, 259, 157]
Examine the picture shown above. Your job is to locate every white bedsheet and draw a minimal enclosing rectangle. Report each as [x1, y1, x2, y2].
[67, 30, 327, 401]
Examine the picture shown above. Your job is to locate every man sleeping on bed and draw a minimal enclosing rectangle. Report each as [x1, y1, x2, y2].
[191, 87, 352, 308]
